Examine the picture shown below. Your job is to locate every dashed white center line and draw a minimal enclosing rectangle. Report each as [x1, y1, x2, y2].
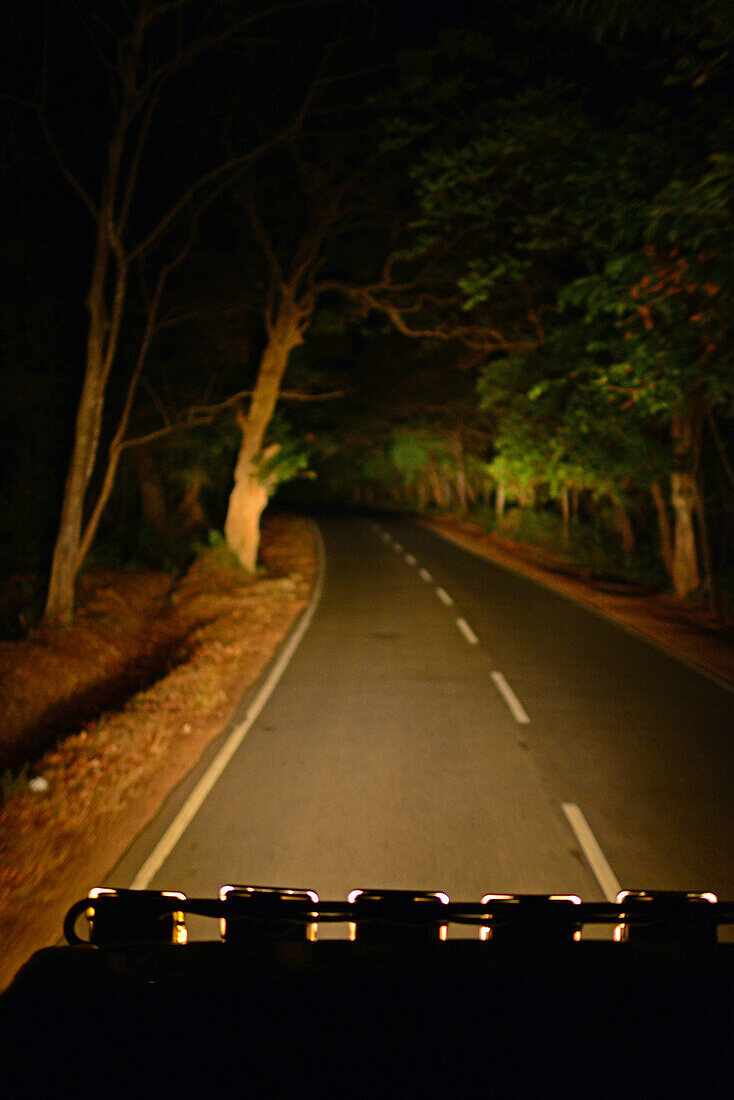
[456, 617, 479, 645]
[562, 803, 622, 902]
[491, 671, 530, 724]
[404, 553, 416, 566]
[393, 542, 403, 552]
[380, 531, 391, 542]
[435, 587, 454, 606]
[419, 568, 432, 583]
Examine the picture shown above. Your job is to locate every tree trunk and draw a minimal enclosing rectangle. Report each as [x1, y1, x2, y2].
[560, 486, 570, 549]
[427, 463, 444, 508]
[224, 302, 303, 570]
[650, 480, 673, 578]
[670, 413, 700, 598]
[615, 502, 635, 557]
[693, 426, 715, 609]
[519, 483, 536, 510]
[224, 454, 270, 571]
[43, 126, 128, 627]
[495, 484, 506, 520]
[670, 470, 700, 596]
[455, 466, 467, 512]
[136, 448, 169, 536]
[43, 315, 114, 625]
[450, 433, 467, 514]
[175, 470, 208, 539]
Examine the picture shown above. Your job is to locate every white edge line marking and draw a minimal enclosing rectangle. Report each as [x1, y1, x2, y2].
[130, 527, 326, 890]
[404, 553, 416, 566]
[435, 586, 454, 606]
[456, 617, 479, 645]
[491, 670, 530, 724]
[419, 568, 432, 582]
[562, 802, 622, 903]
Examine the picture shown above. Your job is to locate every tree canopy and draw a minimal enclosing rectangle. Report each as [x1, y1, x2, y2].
[2, 0, 732, 623]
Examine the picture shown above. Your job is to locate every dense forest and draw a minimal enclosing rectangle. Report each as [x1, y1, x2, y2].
[2, 0, 732, 633]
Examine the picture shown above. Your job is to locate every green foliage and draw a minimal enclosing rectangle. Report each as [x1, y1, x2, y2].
[560, 0, 734, 86]
[200, 533, 250, 576]
[256, 413, 313, 490]
[407, 82, 608, 310]
[384, 11, 732, 598]
[559, 151, 734, 422]
[480, 503, 668, 588]
[389, 430, 452, 482]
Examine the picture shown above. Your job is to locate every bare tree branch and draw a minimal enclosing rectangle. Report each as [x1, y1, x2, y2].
[34, 107, 99, 220]
[245, 194, 284, 285]
[157, 299, 250, 330]
[115, 385, 347, 455]
[76, 212, 203, 568]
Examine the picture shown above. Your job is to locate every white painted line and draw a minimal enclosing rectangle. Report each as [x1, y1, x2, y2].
[404, 553, 416, 566]
[491, 671, 530, 724]
[456, 617, 479, 645]
[130, 530, 326, 891]
[380, 531, 391, 542]
[435, 587, 454, 606]
[393, 542, 403, 552]
[562, 802, 622, 903]
[419, 568, 432, 583]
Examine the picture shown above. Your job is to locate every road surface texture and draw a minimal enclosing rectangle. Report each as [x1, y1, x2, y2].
[110, 514, 734, 921]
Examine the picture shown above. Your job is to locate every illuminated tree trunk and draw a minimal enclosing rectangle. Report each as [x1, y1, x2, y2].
[450, 433, 467, 513]
[427, 463, 446, 508]
[224, 304, 303, 570]
[43, 362, 106, 627]
[693, 432, 715, 606]
[650, 480, 673, 578]
[615, 502, 635, 557]
[670, 471, 699, 596]
[560, 487, 570, 549]
[224, 454, 270, 572]
[43, 189, 128, 626]
[669, 413, 700, 598]
[38, 2, 317, 626]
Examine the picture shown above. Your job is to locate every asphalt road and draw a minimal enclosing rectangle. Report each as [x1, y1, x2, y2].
[111, 513, 734, 920]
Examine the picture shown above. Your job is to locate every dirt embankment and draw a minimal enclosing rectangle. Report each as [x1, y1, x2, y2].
[0, 573, 181, 774]
[0, 514, 318, 990]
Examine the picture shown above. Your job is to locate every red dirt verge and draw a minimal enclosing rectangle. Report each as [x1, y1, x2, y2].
[0, 515, 317, 990]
